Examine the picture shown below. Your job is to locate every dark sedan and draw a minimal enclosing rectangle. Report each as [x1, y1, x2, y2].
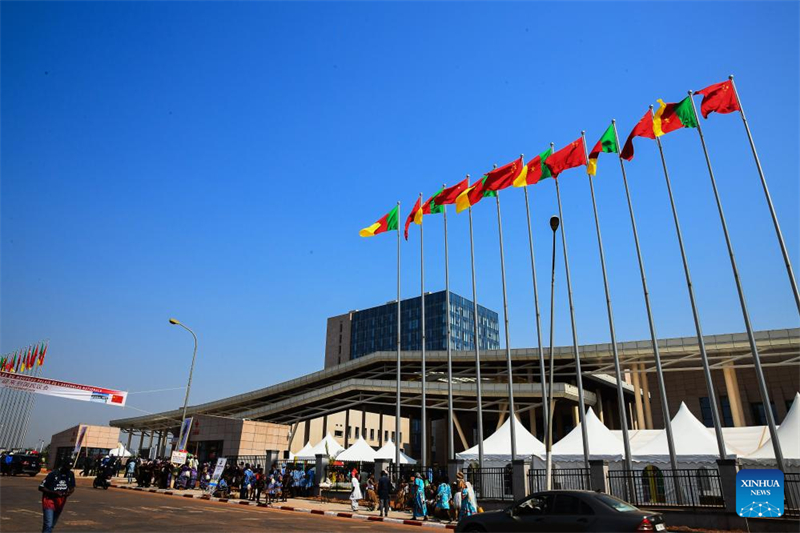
[455, 490, 666, 532]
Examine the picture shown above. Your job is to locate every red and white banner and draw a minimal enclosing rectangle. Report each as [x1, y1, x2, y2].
[0, 371, 127, 407]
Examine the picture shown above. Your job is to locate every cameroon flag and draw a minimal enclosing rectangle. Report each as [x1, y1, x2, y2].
[587, 124, 618, 176]
[360, 205, 399, 237]
[456, 175, 496, 213]
[404, 197, 422, 240]
[653, 97, 697, 136]
[422, 189, 445, 216]
[515, 148, 552, 187]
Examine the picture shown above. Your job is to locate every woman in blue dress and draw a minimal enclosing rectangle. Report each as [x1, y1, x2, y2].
[410, 473, 427, 520]
[459, 478, 476, 518]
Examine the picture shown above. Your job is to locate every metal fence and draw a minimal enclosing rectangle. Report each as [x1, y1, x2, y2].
[462, 466, 513, 501]
[388, 464, 447, 483]
[785, 472, 800, 518]
[607, 468, 725, 509]
[528, 468, 590, 493]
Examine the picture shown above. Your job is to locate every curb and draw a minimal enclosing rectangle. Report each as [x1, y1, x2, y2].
[110, 484, 456, 529]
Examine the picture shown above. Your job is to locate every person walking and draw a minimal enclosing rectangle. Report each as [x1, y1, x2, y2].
[349, 472, 363, 512]
[377, 470, 391, 517]
[39, 461, 76, 533]
[410, 473, 427, 521]
[126, 458, 136, 484]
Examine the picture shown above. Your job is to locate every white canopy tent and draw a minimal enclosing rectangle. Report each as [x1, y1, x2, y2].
[294, 433, 344, 462]
[632, 402, 737, 466]
[457, 415, 545, 465]
[291, 441, 315, 462]
[532, 407, 624, 468]
[336, 436, 377, 463]
[374, 440, 417, 465]
[109, 443, 132, 458]
[742, 392, 800, 468]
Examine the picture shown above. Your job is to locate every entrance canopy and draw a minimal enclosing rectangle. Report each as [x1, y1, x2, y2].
[457, 415, 545, 463]
[743, 392, 800, 466]
[294, 433, 344, 462]
[336, 436, 377, 463]
[291, 441, 314, 462]
[552, 407, 624, 461]
[374, 439, 417, 464]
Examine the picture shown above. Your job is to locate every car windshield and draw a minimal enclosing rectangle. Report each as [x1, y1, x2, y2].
[594, 493, 639, 512]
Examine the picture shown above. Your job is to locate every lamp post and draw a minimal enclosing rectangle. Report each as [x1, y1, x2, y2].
[170, 318, 198, 452]
[545, 215, 559, 491]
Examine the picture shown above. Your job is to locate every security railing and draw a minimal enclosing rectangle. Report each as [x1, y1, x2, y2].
[527, 467, 590, 493]
[785, 472, 800, 518]
[607, 468, 725, 509]
[462, 466, 513, 501]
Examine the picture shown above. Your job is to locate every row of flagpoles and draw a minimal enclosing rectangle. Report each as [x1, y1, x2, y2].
[359, 76, 794, 473]
[0, 341, 50, 450]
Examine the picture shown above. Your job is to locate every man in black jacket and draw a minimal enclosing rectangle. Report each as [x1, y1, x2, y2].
[377, 470, 391, 517]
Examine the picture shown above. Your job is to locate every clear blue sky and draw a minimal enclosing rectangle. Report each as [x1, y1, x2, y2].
[2, 1, 798, 448]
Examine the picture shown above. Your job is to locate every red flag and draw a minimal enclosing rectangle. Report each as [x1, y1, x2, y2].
[483, 157, 526, 192]
[695, 80, 740, 119]
[38, 343, 48, 366]
[433, 179, 469, 206]
[621, 111, 656, 161]
[545, 137, 587, 177]
[31, 345, 39, 368]
[404, 196, 422, 240]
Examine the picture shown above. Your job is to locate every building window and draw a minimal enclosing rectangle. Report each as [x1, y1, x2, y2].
[392, 431, 396, 441]
[699, 396, 734, 427]
[334, 430, 343, 438]
[385, 430, 389, 441]
[370, 429, 375, 440]
[339, 322, 343, 332]
[355, 427, 360, 439]
[348, 427, 352, 438]
[750, 402, 777, 425]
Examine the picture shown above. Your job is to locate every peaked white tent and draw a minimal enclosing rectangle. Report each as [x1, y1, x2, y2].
[374, 440, 417, 465]
[336, 436, 377, 463]
[632, 402, 736, 465]
[551, 407, 625, 462]
[743, 392, 800, 468]
[291, 441, 315, 462]
[109, 443, 132, 457]
[457, 415, 545, 465]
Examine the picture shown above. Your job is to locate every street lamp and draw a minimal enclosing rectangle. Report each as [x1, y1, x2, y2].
[545, 216, 559, 490]
[169, 318, 198, 453]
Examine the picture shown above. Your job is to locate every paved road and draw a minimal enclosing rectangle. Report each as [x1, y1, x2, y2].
[0, 475, 410, 532]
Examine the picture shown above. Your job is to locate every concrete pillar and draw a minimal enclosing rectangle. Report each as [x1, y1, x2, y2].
[304, 419, 311, 444]
[529, 406, 537, 438]
[313, 453, 330, 497]
[716, 459, 739, 514]
[126, 430, 133, 454]
[572, 405, 580, 426]
[496, 402, 508, 430]
[379, 414, 384, 446]
[639, 364, 654, 429]
[512, 459, 529, 501]
[361, 410, 366, 441]
[589, 460, 609, 493]
[322, 415, 328, 437]
[344, 410, 350, 447]
[596, 390, 605, 423]
[265, 450, 280, 469]
[631, 368, 646, 430]
[155, 432, 163, 458]
[722, 365, 746, 427]
[448, 459, 464, 485]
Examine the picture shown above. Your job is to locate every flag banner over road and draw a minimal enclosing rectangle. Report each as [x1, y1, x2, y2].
[0, 371, 128, 407]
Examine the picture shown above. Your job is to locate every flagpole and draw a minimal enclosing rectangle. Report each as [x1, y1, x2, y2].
[611, 120, 678, 474]
[467, 187, 485, 471]
[552, 143, 591, 471]
[443, 187, 455, 461]
[19, 364, 42, 449]
[419, 193, 428, 468]
[580, 131, 634, 473]
[494, 187, 518, 461]
[728, 76, 800, 315]
[395, 200, 402, 471]
[687, 92, 784, 470]
[522, 173, 548, 451]
[545, 216, 559, 490]
[5, 356, 31, 448]
[651, 106, 727, 460]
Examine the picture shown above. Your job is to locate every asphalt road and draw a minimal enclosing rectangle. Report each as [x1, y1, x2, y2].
[0, 475, 410, 532]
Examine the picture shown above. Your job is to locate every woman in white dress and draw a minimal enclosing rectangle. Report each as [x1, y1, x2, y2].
[350, 472, 363, 512]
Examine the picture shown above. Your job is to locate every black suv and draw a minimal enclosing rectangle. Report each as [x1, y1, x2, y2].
[1, 453, 43, 476]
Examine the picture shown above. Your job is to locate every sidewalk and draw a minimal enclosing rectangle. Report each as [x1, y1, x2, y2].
[109, 477, 457, 530]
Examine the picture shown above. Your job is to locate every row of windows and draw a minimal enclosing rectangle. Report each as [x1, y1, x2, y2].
[698, 397, 789, 427]
[331, 428, 402, 443]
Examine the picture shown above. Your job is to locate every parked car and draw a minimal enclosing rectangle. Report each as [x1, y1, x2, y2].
[0, 453, 43, 476]
[455, 490, 666, 532]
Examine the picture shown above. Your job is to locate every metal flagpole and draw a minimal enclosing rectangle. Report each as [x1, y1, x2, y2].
[419, 193, 428, 468]
[611, 120, 678, 474]
[443, 187, 455, 461]
[580, 131, 634, 472]
[6, 361, 31, 449]
[19, 365, 42, 449]
[395, 201, 402, 471]
[522, 166, 549, 451]
[545, 216, 559, 490]
[0, 387, 20, 448]
[552, 143, 591, 471]
[651, 106, 728, 460]
[494, 188, 517, 461]
[687, 92, 784, 470]
[467, 183, 485, 470]
[728, 76, 800, 315]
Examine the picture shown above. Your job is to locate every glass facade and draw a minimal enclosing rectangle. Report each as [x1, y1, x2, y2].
[349, 290, 500, 360]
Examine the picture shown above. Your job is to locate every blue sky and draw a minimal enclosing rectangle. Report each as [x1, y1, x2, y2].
[2, 1, 798, 448]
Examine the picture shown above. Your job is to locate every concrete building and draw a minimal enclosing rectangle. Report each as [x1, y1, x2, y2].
[48, 424, 120, 470]
[324, 290, 500, 368]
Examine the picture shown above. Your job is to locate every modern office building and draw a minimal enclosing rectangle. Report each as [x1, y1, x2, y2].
[325, 290, 500, 368]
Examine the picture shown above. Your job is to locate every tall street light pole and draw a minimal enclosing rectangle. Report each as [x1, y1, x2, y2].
[545, 215, 559, 491]
[170, 318, 198, 451]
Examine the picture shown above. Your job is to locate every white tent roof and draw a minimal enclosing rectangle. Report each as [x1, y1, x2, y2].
[632, 402, 736, 463]
[109, 443, 132, 457]
[457, 415, 545, 462]
[374, 440, 417, 464]
[552, 407, 625, 461]
[336, 436, 377, 463]
[292, 441, 315, 462]
[744, 392, 800, 465]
